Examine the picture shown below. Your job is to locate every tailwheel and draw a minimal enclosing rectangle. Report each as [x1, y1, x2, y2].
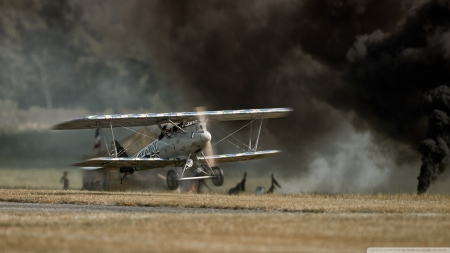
[211, 166, 224, 186]
[166, 169, 180, 190]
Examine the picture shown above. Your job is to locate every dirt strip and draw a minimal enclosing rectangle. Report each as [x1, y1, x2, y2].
[0, 201, 275, 213]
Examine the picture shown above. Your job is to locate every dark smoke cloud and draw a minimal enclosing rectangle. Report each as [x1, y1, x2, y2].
[343, 0, 450, 192]
[418, 85, 450, 193]
[125, 0, 417, 159]
[125, 0, 450, 192]
[343, 0, 450, 146]
[126, 0, 414, 111]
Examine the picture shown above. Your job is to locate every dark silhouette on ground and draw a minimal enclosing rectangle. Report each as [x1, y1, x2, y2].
[267, 173, 281, 194]
[228, 172, 246, 195]
[60, 171, 69, 190]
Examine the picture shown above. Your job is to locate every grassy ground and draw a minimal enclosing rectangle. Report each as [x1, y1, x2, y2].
[0, 189, 449, 252]
[0, 189, 449, 213]
[0, 212, 449, 253]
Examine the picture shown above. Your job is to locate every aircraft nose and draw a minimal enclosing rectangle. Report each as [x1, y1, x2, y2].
[200, 131, 211, 143]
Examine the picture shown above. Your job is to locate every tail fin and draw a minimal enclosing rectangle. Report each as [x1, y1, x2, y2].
[114, 140, 128, 157]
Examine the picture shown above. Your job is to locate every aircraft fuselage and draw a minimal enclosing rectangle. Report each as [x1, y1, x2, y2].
[132, 121, 211, 161]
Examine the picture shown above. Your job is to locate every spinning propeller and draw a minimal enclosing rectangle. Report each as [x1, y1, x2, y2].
[196, 107, 216, 167]
[196, 107, 224, 187]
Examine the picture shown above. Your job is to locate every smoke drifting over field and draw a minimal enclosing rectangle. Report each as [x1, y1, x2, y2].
[1, 0, 450, 192]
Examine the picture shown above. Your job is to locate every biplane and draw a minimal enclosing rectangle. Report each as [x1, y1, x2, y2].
[53, 108, 292, 190]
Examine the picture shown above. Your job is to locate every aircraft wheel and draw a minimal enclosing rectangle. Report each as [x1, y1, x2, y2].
[211, 166, 224, 187]
[167, 169, 179, 190]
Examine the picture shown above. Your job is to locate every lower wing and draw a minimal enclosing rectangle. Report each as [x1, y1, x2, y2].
[74, 157, 185, 170]
[198, 150, 280, 165]
[74, 150, 280, 170]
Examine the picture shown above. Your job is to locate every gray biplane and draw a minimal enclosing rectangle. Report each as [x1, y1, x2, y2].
[53, 108, 292, 190]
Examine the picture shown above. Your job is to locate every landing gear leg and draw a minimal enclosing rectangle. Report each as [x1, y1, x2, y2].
[120, 171, 134, 184]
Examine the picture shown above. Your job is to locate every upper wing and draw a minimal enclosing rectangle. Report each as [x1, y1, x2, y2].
[73, 157, 185, 170]
[53, 108, 292, 130]
[198, 150, 280, 165]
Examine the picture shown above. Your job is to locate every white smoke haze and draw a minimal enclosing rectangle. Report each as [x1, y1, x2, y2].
[297, 131, 392, 193]
[0, 96, 179, 134]
[0, 99, 90, 133]
[276, 107, 394, 194]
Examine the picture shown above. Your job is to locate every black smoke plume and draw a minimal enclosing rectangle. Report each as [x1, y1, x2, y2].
[343, 1, 450, 193]
[418, 86, 450, 194]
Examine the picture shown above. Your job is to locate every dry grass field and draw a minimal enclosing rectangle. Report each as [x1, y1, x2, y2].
[0, 189, 449, 252]
[1, 212, 449, 253]
[0, 189, 449, 213]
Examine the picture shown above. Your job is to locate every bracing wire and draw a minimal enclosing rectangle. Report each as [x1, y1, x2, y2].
[211, 119, 256, 147]
[116, 124, 172, 147]
[212, 121, 254, 150]
[226, 140, 247, 152]
[108, 124, 162, 157]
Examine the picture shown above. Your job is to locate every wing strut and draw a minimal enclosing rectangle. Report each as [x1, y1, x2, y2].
[167, 119, 186, 133]
[248, 121, 253, 152]
[200, 151, 215, 175]
[99, 127, 112, 156]
[180, 153, 193, 178]
[110, 120, 117, 158]
[253, 117, 263, 151]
